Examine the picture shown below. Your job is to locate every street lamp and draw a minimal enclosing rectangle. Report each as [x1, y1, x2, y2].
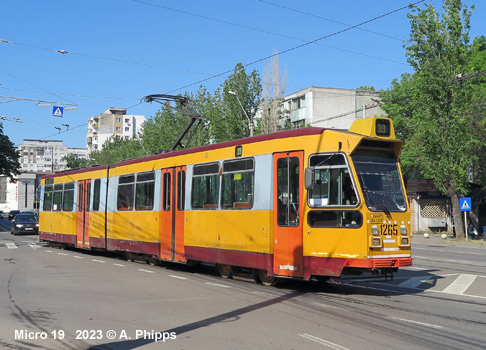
[228, 90, 254, 137]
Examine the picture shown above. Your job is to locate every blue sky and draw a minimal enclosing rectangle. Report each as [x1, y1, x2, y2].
[1, 0, 485, 149]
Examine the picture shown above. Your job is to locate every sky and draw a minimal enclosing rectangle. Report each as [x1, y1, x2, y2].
[1, 0, 485, 149]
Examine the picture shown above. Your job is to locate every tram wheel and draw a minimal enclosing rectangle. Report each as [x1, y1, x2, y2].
[146, 258, 158, 266]
[125, 252, 134, 262]
[258, 269, 277, 286]
[217, 264, 233, 279]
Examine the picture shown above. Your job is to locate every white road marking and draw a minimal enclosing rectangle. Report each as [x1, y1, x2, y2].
[424, 289, 486, 300]
[442, 274, 477, 295]
[390, 317, 443, 329]
[5, 243, 17, 249]
[398, 276, 433, 289]
[73, 256, 83, 259]
[57, 253, 68, 256]
[113, 263, 125, 267]
[29, 244, 41, 249]
[413, 246, 484, 256]
[138, 269, 155, 273]
[205, 282, 231, 288]
[406, 266, 427, 270]
[299, 333, 350, 350]
[168, 275, 188, 280]
[92, 259, 106, 263]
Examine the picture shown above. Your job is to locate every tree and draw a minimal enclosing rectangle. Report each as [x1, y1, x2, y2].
[215, 63, 262, 141]
[89, 136, 145, 165]
[382, 0, 486, 238]
[141, 89, 212, 154]
[259, 52, 288, 134]
[0, 123, 20, 180]
[62, 154, 91, 169]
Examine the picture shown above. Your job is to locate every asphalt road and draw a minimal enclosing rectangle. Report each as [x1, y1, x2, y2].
[0, 224, 485, 350]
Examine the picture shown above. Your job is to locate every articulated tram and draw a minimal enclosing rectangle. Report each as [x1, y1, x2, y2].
[39, 117, 412, 285]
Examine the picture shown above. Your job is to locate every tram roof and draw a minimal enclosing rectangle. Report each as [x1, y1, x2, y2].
[43, 126, 355, 179]
[42, 164, 109, 180]
[115, 127, 330, 167]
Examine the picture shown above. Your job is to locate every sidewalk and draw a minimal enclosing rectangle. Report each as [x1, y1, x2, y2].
[411, 232, 486, 248]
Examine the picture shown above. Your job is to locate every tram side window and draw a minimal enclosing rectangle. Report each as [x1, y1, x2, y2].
[277, 157, 300, 226]
[221, 158, 254, 209]
[135, 172, 155, 210]
[191, 163, 220, 209]
[92, 179, 101, 212]
[43, 185, 53, 211]
[163, 172, 171, 211]
[53, 184, 63, 211]
[177, 170, 185, 211]
[308, 154, 358, 207]
[62, 182, 75, 211]
[117, 175, 135, 211]
[308, 210, 363, 228]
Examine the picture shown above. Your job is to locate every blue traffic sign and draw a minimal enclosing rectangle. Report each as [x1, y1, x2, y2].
[52, 106, 64, 117]
[459, 197, 472, 212]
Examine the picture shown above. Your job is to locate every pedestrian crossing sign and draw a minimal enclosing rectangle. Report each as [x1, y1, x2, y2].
[459, 197, 472, 211]
[52, 106, 63, 117]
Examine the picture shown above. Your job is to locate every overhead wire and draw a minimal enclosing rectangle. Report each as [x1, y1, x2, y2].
[256, 0, 406, 42]
[0, 39, 213, 77]
[163, 1, 424, 94]
[0, 66, 77, 106]
[2, 1, 423, 143]
[132, 0, 408, 66]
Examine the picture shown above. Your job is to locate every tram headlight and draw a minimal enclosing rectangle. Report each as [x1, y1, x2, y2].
[400, 237, 410, 246]
[371, 237, 382, 247]
[372, 225, 379, 236]
[400, 225, 407, 235]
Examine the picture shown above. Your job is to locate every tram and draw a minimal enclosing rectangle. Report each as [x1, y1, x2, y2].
[39, 116, 412, 285]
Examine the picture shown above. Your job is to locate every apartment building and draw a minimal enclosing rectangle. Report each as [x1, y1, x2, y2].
[86, 108, 145, 154]
[257, 86, 386, 130]
[18, 140, 88, 173]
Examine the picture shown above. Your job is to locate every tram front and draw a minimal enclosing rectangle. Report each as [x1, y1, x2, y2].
[302, 117, 412, 280]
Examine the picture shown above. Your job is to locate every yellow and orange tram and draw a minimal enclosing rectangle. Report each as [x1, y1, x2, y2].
[39, 117, 412, 285]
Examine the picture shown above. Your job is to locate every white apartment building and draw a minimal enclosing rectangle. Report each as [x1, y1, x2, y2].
[86, 108, 145, 154]
[257, 86, 387, 130]
[18, 140, 88, 173]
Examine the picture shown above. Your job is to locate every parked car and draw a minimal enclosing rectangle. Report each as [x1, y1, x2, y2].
[11, 214, 39, 235]
[0, 210, 4, 219]
[8, 210, 21, 220]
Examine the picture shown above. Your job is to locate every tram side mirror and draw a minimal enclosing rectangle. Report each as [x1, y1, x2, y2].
[305, 168, 315, 190]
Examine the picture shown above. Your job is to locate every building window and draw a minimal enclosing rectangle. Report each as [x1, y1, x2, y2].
[116, 118, 122, 123]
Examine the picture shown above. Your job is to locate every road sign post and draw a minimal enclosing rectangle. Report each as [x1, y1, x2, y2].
[459, 197, 472, 240]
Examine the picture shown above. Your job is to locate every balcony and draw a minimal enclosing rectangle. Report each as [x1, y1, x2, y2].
[290, 108, 306, 122]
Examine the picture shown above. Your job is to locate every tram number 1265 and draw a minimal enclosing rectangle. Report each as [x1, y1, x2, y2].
[380, 224, 398, 236]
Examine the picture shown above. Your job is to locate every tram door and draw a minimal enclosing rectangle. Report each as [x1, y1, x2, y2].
[76, 180, 91, 248]
[160, 166, 186, 262]
[273, 152, 303, 277]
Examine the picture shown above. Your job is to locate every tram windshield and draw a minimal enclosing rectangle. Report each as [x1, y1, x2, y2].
[351, 150, 406, 212]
